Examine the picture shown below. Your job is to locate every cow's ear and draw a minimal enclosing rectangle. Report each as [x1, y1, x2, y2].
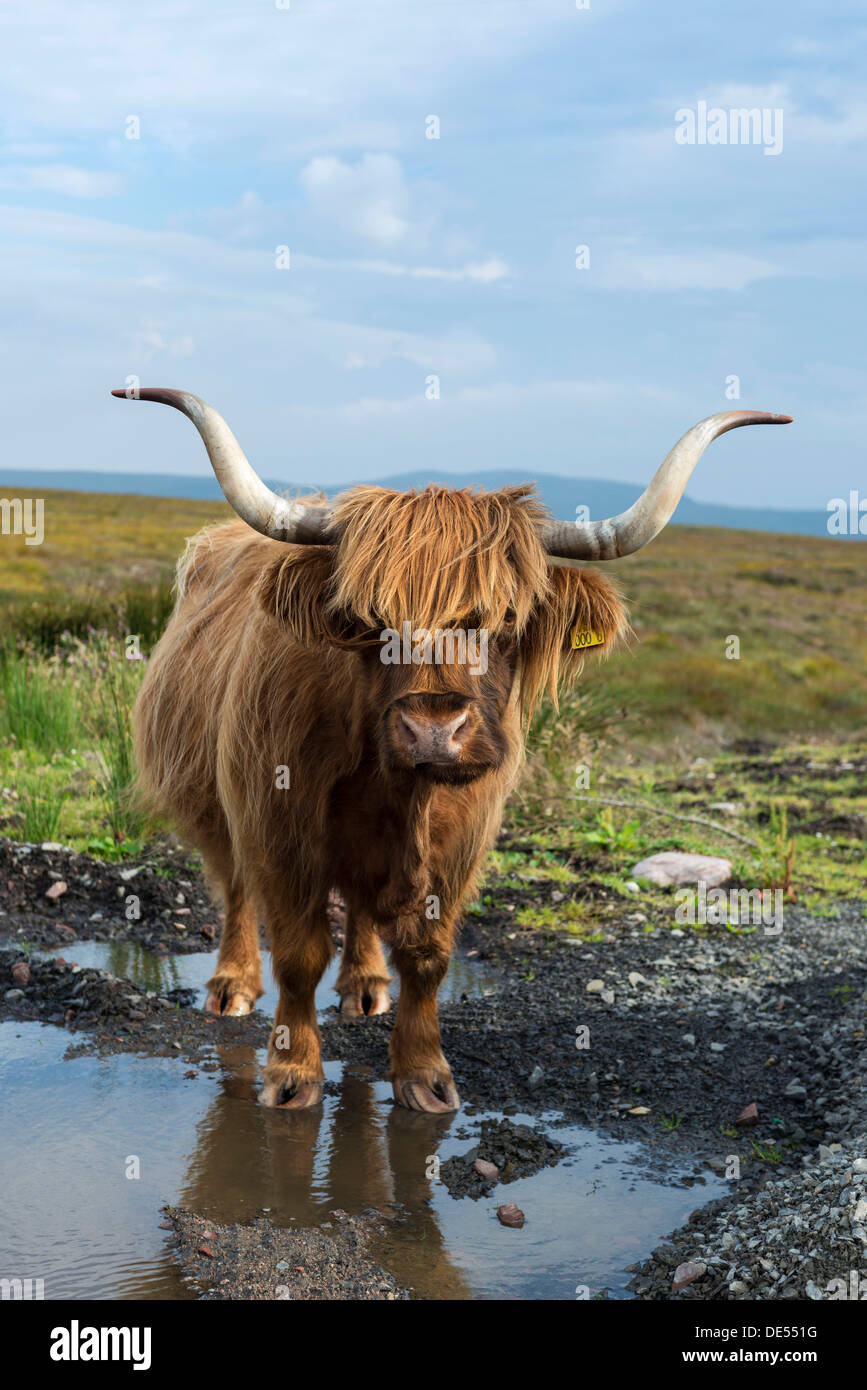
[520, 564, 629, 712]
[257, 548, 352, 646]
[554, 564, 628, 664]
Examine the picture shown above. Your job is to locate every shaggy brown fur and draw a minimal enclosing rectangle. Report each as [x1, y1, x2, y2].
[135, 484, 627, 1112]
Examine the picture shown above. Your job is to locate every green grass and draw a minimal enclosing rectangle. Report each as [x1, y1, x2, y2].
[0, 631, 149, 849]
[17, 777, 68, 842]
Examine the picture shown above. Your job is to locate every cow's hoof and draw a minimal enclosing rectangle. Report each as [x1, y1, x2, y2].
[338, 984, 391, 1019]
[259, 1076, 323, 1110]
[204, 989, 256, 1017]
[392, 1076, 461, 1114]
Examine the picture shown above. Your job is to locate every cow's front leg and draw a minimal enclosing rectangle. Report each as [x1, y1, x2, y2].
[389, 919, 460, 1114]
[336, 908, 392, 1018]
[259, 912, 332, 1110]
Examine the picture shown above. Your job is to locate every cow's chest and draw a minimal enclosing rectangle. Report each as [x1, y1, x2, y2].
[325, 766, 471, 912]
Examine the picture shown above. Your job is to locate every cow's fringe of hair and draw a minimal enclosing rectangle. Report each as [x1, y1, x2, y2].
[329, 484, 552, 634]
[328, 484, 628, 718]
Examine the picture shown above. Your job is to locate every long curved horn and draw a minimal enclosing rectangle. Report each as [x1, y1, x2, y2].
[110, 388, 335, 544]
[542, 411, 793, 561]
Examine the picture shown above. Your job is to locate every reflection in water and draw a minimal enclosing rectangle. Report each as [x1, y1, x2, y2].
[42, 941, 499, 1015]
[0, 1014, 724, 1302]
[181, 1046, 472, 1298]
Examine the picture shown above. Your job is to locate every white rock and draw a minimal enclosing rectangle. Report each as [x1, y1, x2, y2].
[630, 852, 732, 889]
[624, 880, 641, 894]
[585, 979, 605, 993]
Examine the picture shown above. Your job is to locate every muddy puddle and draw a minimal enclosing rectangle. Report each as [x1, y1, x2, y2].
[37, 940, 498, 1015]
[0, 1004, 724, 1300]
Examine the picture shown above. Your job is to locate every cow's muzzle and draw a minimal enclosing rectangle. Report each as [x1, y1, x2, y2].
[396, 707, 470, 766]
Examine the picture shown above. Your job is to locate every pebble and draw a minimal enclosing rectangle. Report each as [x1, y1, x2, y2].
[497, 1203, 525, 1229]
[736, 1102, 759, 1127]
[672, 1260, 706, 1292]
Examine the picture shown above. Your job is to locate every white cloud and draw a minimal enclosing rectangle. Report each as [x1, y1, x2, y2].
[314, 377, 679, 421]
[300, 154, 411, 247]
[128, 325, 195, 362]
[0, 0, 572, 156]
[599, 249, 781, 292]
[0, 163, 122, 197]
[306, 254, 509, 283]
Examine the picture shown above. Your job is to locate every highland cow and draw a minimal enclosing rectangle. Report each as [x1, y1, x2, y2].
[115, 387, 789, 1113]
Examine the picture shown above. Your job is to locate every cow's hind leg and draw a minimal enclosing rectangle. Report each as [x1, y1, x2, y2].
[336, 908, 391, 1019]
[203, 865, 264, 1017]
[389, 915, 460, 1114]
[260, 903, 332, 1110]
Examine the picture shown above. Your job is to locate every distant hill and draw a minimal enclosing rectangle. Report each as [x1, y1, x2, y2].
[0, 467, 847, 539]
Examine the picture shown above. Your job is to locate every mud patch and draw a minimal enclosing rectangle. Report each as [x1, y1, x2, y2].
[440, 1118, 565, 1199]
[0, 946, 267, 1062]
[164, 1207, 407, 1300]
[0, 837, 216, 953]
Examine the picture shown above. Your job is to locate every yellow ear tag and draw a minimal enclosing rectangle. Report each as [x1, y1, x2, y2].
[570, 626, 605, 651]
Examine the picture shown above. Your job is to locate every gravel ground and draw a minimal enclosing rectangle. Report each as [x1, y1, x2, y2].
[0, 837, 218, 953]
[162, 1207, 407, 1300]
[627, 1143, 867, 1300]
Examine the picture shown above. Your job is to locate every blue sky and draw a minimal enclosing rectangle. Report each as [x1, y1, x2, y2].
[0, 0, 864, 509]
